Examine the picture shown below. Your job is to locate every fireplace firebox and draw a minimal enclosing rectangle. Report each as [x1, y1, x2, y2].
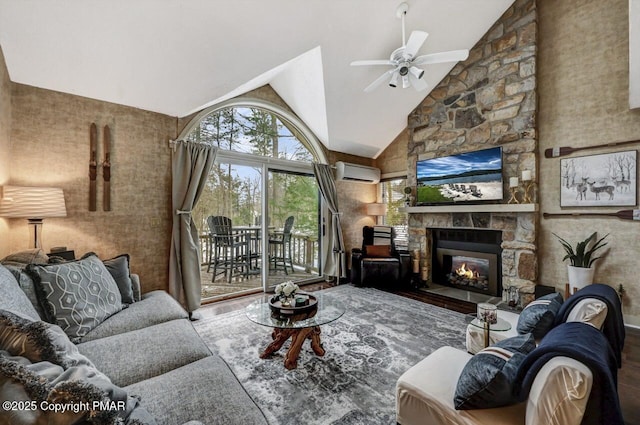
[431, 228, 502, 297]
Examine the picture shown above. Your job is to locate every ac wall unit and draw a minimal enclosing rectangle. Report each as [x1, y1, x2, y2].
[335, 161, 381, 184]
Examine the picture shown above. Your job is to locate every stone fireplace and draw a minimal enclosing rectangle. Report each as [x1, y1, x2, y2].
[404, 0, 538, 305]
[408, 208, 537, 305]
[431, 228, 502, 297]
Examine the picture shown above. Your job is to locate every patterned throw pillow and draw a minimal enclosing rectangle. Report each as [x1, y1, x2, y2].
[454, 333, 536, 410]
[27, 254, 123, 342]
[517, 292, 564, 339]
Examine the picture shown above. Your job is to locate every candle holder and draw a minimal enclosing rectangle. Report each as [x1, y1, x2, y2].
[508, 186, 521, 204]
[477, 303, 497, 324]
[522, 181, 535, 203]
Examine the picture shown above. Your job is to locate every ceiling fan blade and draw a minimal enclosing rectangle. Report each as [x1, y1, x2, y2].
[409, 73, 428, 91]
[364, 70, 396, 93]
[351, 60, 394, 67]
[413, 49, 469, 65]
[404, 31, 428, 58]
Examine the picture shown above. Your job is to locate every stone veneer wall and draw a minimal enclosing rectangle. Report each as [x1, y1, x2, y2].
[406, 0, 538, 301]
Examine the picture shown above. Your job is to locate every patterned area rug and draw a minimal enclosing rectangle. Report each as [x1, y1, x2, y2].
[193, 285, 467, 425]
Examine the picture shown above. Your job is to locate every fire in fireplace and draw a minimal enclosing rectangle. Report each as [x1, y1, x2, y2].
[430, 228, 502, 297]
[448, 256, 490, 290]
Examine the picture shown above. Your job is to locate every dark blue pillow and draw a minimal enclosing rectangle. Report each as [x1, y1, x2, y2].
[516, 292, 564, 339]
[454, 333, 536, 410]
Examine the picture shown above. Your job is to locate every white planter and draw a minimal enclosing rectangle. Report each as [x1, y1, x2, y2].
[567, 265, 595, 291]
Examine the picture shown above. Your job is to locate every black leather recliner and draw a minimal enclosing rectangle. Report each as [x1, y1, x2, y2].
[350, 226, 411, 287]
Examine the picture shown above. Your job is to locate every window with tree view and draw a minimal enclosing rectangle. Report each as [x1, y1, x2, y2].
[381, 178, 408, 249]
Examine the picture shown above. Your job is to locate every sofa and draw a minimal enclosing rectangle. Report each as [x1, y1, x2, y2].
[397, 285, 625, 425]
[0, 250, 268, 425]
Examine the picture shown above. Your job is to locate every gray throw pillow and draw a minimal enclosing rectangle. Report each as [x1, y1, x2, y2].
[0, 264, 40, 321]
[516, 292, 564, 339]
[2, 264, 46, 319]
[27, 254, 123, 342]
[102, 254, 135, 304]
[454, 333, 535, 410]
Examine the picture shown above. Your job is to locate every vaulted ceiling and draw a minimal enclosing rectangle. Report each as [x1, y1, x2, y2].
[0, 0, 514, 158]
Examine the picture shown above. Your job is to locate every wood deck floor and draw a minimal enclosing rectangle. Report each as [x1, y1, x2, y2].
[198, 283, 640, 425]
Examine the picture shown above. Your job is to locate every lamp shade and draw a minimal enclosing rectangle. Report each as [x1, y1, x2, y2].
[366, 202, 386, 216]
[0, 186, 67, 218]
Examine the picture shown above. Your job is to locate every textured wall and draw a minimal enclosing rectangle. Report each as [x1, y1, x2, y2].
[538, 0, 640, 325]
[0, 45, 11, 257]
[9, 84, 176, 292]
[375, 129, 409, 174]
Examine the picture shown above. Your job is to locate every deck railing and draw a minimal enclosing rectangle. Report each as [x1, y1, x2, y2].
[199, 232, 319, 272]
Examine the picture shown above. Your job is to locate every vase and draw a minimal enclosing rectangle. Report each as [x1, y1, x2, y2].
[280, 295, 294, 306]
[567, 265, 595, 292]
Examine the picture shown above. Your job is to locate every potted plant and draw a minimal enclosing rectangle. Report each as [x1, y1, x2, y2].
[553, 232, 609, 290]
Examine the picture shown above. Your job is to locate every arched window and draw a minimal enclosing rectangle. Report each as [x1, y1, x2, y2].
[180, 97, 326, 163]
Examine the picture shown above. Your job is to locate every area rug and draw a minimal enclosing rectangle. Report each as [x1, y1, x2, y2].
[193, 285, 467, 425]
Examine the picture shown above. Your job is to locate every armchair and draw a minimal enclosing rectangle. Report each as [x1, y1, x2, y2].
[350, 225, 410, 286]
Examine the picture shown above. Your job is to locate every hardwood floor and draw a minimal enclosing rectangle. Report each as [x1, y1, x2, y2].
[198, 283, 640, 425]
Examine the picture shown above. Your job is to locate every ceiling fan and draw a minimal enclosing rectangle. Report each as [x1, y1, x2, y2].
[351, 2, 470, 93]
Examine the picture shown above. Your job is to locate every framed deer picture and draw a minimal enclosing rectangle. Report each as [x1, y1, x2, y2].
[560, 150, 637, 207]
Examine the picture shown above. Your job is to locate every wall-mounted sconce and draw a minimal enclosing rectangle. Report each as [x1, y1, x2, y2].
[0, 186, 67, 249]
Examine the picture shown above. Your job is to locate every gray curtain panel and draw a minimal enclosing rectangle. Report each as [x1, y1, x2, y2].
[312, 163, 346, 279]
[169, 141, 217, 313]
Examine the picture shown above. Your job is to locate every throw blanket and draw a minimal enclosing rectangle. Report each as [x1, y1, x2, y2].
[0, 310, 156, 425]
[555, 283, 625, 368]
[373, 226, 392, 246]
[515, 322, 623, 425]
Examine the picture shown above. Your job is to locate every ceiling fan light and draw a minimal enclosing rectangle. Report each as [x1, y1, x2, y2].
[402, 75, 410, 89]
[409, 66, 424, 79]
[389, 72, 399, 88]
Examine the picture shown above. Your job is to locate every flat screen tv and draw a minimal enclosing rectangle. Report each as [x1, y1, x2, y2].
[416, 147, 503, 205]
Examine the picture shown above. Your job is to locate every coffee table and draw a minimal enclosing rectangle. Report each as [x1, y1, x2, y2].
[245, 293, 345, 369]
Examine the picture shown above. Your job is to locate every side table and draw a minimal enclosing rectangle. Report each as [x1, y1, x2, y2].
[465, 314, 512, 349]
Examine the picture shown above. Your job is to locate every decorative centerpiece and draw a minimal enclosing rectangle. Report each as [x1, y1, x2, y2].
[269, 281, 318, 317]
[275, 280, 299, 306]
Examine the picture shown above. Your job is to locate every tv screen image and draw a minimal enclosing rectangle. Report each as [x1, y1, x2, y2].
[416, 147, 503, 205]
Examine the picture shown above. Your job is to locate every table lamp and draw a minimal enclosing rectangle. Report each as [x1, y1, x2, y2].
[0, 186, 67, 249]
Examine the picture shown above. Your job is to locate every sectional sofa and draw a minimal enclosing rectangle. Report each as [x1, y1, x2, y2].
[0, 250, 268, 425]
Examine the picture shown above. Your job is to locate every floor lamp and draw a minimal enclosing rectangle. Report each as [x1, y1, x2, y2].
[366, 202, 386, 225]
[0, 186, 67, 249]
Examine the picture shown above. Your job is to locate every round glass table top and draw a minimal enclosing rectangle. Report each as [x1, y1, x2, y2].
[465, 313, 513, 332]
[245, 292, 345, 329]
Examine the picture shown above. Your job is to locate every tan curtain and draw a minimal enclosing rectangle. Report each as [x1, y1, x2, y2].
[313, 163, 346, 279]
[169, 141, 217, 314]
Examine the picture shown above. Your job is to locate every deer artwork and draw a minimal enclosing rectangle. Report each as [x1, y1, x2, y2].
[614, 178, 631, 192]
[587, 181, 615, 200]
[575, 177, 589, 201]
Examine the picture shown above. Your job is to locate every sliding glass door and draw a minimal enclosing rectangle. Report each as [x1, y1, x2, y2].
[265, 169, 320, 289]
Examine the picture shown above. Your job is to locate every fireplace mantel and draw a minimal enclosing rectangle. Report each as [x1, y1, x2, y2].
[400, 204, 538, 214]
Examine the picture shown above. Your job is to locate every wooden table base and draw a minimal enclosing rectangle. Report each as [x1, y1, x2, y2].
[259, 326, 325, 369]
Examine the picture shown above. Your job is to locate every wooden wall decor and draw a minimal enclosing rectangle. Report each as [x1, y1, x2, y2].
[103, 125, 111, 211]
[544, 138, 639, 158]
[543, 210, 640, 221]
[89, 123, 98, 211]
